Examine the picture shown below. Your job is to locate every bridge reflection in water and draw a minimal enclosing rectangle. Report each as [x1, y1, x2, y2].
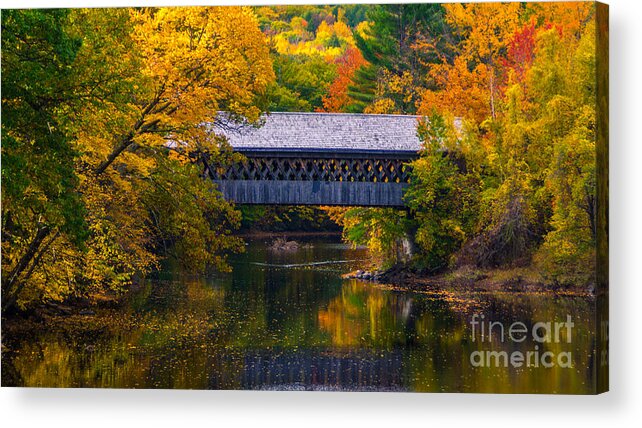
[218, 349, 406, 391]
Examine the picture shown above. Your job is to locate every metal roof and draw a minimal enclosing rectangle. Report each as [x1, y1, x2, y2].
[213, 112, 423, 154]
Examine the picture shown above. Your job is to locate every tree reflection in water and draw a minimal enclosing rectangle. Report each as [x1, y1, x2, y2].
[2, 238, 595, 393]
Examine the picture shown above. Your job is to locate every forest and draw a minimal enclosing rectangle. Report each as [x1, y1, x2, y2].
[1, 2, 601, 313]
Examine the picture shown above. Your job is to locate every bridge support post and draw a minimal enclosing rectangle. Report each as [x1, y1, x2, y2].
[397, 209, 418, 264]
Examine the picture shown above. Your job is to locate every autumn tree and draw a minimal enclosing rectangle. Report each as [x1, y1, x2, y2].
[321, 46, 367, 112]
[405, 113, 480, 271]
[533, 21, 598, 284]
[405, 2, 597, 283]
[419, 3, 520, 122]
[1, 7, 275, 311]
[1, 10, 88, 311]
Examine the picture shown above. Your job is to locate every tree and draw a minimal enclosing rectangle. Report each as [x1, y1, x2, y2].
[347, 3, 447, 113]
[267, 53, 336, 112]
[92, 7, 274, 175]
[1, 10, 87, 311]
[405, 113, 480, 271]
[534, 21, 598, 284]
[2, 7, 275, 311]
[418, 56, 490, 123]
[419, 3, 520, 122]
[333, 207, 412, 268]
[443, 2, 520, 119]
[321, 47, 367, 112]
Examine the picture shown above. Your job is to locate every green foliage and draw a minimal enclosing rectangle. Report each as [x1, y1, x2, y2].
[1, 10, 87, 244]
[239, 206, 339, 232]
[338, 208, 412, 268]
[1, 10, 89, 310]
[341, 4, 369, 28]
[354, 4, 445, 74]
[347, 4, 449, 113]
[406, 113, 480, 271]
[267, 53, 337, 111]
[345, 64, 378, 112]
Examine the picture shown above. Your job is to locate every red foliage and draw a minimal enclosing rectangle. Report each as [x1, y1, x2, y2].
[319, 46, 367, 112]
[501, 19, 537, 84]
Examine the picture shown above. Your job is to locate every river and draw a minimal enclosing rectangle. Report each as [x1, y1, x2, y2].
[2, 236, 596, 393]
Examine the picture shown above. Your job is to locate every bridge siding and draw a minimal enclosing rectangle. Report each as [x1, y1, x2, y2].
[214, 180, 408, 207]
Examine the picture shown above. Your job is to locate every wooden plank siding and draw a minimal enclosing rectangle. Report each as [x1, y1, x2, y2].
[213, 179, 409, 207]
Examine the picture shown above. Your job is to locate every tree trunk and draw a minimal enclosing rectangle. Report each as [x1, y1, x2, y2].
[94, 132, 134, 175]
[94, 94, 162, 175]
[2, 225, 50, 312]
[489, 70, 496, 119]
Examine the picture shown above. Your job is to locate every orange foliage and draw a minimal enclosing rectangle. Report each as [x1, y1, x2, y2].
[419, 2, 521, 121]
[419, 57, 490, 122]
[320, 47, 367, 112]
[530, 2, 594, 40]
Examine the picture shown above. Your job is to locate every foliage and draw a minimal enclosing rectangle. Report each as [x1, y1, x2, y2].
[2, 10, 88, 310]
[327, 207, 411, 268]
[335, 2, 598, 287]
[255, 5, 370, 112]
[2, 7, 274, 311]
[533, 22, 598, 285]
[413, 3, 596, 284]
[320, 47, 367, 112]
[347, 4, 450, 114]
[405, 113, 480, 272]
[267, 53, 337, 112]
[239, 206, 339, 232]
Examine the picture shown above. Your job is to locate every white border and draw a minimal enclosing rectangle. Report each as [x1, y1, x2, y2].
[2, 1, 641, 427]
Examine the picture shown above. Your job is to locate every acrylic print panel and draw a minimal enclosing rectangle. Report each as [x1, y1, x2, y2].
[0, 1, 608, 394]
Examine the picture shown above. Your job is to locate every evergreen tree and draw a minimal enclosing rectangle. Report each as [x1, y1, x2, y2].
[347, 3, 449, 113]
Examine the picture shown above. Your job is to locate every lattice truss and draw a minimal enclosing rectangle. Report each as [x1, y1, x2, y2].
[207, 157, 412, 184]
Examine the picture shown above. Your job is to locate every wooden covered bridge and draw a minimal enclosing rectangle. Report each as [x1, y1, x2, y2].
[205, 112, 423, 207]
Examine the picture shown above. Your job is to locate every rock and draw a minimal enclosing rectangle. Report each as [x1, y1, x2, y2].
[587, 283, 596, 295]
[79, 309, 96, 316]
[49, 303, 72, 315]
[269, 237, 299, 251]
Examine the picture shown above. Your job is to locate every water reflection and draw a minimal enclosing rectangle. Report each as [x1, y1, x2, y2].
[2, 237, 595, 393]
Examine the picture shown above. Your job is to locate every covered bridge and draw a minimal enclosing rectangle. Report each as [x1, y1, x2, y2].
[205, 112, 424, 207]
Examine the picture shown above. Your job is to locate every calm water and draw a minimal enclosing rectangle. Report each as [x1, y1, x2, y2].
[2, 237, 596, 393]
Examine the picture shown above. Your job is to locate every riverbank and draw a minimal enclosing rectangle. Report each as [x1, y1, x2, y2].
[344, 265, 594, 298]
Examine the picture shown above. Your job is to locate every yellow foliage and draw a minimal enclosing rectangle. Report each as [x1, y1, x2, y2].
[2, 7, 274, 310]
[444, 2, 520, 61]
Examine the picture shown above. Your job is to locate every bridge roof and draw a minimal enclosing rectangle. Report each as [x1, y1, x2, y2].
[214, 112, 423, 155]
